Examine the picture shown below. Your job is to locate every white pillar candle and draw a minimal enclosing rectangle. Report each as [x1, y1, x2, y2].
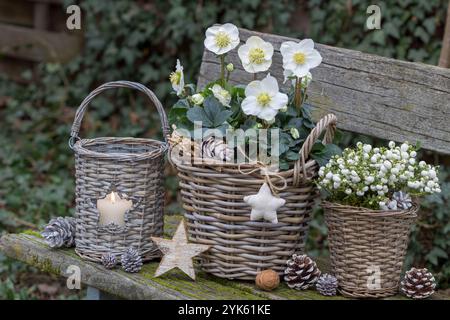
[97, 191, 132, 227]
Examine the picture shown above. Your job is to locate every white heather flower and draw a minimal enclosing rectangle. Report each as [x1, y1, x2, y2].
[365, 176, 375, 184]
[401, 143, 409, 152]
[191, 93, 204, 105]
[428, 169, 437, 179]
[326, 172, 333, 179]
[410, 151, 417, 158]
[280, 39, 322, 78]
[409, 158, 416, 165]
[388, 141, 395, 149]
[210, 84, 231, 107]
[170, 59, 185, 96]
[419, 161, 426, 168]
[401, 151, 409, 159]
[204, 23, 240, 55]
[363, 144, 372, 153]
[373, 148, 380, 154]
[238, 36, 273, 73]
[379, 202, 388, 210]
[345, 189, 352, 195]
[356, 191, 365, 196]
[241, 74, 288, 121]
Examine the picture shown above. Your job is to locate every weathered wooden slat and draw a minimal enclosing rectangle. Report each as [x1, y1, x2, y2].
[0, 215, 348, 300]
[0, 23, 82, 63]
[0, 0, 34, 27]
[33, 1, 50, 30]
[3, 214, 444, 300]
[198, 28, 450, 155]
[1, 215, 448, 300]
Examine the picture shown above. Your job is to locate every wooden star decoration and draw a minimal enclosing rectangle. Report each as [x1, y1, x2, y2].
[243, 182, 286, 223]
[151, 220, 210, 280]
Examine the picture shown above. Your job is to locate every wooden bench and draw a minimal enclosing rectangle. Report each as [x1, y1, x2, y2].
[1, 28, 449, 300]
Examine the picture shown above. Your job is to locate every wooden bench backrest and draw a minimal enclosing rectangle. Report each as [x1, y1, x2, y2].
[198, 28, 450, 155]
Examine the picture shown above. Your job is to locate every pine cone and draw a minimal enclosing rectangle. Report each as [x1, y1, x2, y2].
[41, 217, 76, 248]
[401, 267, 436, 299]
[101, 253, 117, 269]
[169, 127, 200, 160]
[201, 136, 232, 162]
[316, 273, 338, 296]
[392, 191, 413, 210]
[284, 254, 321, 290]
[121, 248, 143, 273]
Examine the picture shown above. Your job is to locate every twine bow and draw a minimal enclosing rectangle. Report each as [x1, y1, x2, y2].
[238, 161, 287, 195]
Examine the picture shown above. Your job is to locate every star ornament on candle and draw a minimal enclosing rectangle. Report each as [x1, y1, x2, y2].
[243, 183, 286, 223]
[97, 191, 133, 229]
[151, 220, 210, 280]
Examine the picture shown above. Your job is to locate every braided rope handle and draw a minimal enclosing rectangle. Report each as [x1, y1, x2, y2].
[69, 81, 170, 148]
[293, 113, 337, 186]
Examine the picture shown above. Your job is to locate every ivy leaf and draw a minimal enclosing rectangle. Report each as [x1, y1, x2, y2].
[426, 247, 448, 266]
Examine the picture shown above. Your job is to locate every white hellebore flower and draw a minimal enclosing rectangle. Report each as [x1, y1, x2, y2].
[204, 23, 240, 55]
[241, 74, 288, 122]
[191, 93, 204, 105]
[210, 84, 231, 107]
[169, 59, 184, 96]
[238, 36, 274, 73]
[280, 39, 322, 78]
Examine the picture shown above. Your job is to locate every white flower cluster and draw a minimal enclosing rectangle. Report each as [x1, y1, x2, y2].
[317, 141, 441, 210]
[170, 23, 324, 125]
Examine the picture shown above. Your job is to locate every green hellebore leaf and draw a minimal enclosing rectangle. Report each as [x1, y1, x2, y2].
[186, 96, 232, 128]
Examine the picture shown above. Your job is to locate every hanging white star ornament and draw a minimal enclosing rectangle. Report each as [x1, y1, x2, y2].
[243, 183, 286, 223]
[151, 220, 210, 280]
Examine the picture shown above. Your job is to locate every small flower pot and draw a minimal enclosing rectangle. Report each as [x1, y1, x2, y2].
[323, 201, 418, 298]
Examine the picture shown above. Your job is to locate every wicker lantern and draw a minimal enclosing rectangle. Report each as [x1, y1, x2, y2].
[69, 81, 169, 262]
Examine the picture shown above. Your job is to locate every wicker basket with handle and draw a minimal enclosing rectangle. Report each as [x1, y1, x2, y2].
[323, 201, 418, 298]
[70, 81, 169, 263]
[169, 113, 337, 280]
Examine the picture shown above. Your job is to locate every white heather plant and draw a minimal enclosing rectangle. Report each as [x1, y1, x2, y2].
[317, 141, 441, 210]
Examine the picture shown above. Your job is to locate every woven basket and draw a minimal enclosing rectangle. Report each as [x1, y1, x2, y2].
[70, 81, 169, 263]
[169, 114, 337, 280]
[323, 201, 418, 298]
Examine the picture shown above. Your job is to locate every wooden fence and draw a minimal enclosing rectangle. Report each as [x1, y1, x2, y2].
[0, 0, 83, 80]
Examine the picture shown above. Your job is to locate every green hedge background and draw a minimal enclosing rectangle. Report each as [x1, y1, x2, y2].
[0, 0, 448, 299]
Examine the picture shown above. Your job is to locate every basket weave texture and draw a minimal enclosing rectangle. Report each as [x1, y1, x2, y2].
[70, 81, 169, 262]
[323, 201, 418, 298]
[170, 114, 337, 280]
